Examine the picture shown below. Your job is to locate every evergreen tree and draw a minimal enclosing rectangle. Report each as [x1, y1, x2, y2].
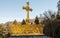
[34, 16, 39, 24]
[21, 19, 26, 25]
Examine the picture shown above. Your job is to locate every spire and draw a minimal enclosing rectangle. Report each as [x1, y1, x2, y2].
[13, 19, 17, 25]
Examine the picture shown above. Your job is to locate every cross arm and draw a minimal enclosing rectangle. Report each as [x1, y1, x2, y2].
[29, 8, 32, 12]
[22, 6, 26, 9]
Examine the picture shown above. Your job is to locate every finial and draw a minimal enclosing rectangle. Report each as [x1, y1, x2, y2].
[26, 2, 29, 5]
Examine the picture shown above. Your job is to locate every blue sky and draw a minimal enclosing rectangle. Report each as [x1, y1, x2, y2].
[0, 0, 59, 23]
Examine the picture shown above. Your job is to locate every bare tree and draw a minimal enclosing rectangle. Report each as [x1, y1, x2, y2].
[43, 10, 57, 38]
[43, 10, 56, 20]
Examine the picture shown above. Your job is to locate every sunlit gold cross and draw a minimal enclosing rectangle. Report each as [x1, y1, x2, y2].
[22, 2, 32, 24]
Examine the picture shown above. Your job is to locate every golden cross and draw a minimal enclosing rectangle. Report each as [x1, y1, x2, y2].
[22, 2, 32, 24]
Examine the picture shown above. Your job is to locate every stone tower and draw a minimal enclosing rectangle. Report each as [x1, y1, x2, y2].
[58, 0, 60, 15]
[57, 0, 60, 19]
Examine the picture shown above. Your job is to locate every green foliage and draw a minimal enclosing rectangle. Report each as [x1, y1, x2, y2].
[34, 16, 39, 24]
